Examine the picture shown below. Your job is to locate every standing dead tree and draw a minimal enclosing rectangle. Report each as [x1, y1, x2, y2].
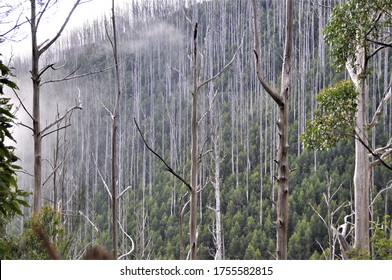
[252, 0, 293, 259]
[135, 20, 242, 259]
[29, 0, 84, 214]
[105, 0, 122, 260]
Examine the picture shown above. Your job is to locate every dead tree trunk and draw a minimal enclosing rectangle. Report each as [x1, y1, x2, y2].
[30, 0, 82, 214]
[110, 0, 121, 259]
[189, 22, 199, 261]
[252, 0, 293, 260]
[31, 0, 41, 213]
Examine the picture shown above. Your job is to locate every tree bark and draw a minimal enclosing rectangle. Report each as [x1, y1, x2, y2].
[190, 22, 199, 260]
[252, 0, 293, 259]
[30, 0, 82, 214]
[346, 44, 370, 253]
[31, 0, 42, 214]
[110, 0, 121, 259]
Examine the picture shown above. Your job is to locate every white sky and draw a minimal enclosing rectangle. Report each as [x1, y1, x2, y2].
[1, 0, 133, 58]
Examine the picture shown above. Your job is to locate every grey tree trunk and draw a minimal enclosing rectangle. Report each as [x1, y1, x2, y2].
[110, 0, 121, 259]
[190, 22, 199, 260]
[252, 0, 293, 260]
[30, 0, 82, 214]
[346, 44, 370, 253]
[31, 0, 41, 214]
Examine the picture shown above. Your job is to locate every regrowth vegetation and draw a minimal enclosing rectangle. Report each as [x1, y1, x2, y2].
[1, 0, 391, 260]
[302, 80, 357, 150]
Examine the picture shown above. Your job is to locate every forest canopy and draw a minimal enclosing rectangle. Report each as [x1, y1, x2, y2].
[0, 0, 391, 260]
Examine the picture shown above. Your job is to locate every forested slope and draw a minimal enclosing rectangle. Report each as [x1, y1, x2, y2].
[4, 0, 392, 259]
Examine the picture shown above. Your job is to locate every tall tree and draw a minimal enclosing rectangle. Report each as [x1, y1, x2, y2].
[252, 0, 293, 260]
[324, 0, 392, 254]
[30, 0, 82, 214]
[109, 0, 121, 259]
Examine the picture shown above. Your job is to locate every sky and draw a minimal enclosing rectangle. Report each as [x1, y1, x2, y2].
[1, 0, 131, 57]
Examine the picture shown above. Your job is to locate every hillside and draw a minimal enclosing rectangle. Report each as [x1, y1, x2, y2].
[2, 0, 391, 260]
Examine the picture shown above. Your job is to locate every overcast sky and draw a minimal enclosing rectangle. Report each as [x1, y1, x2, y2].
[2, 0, 132, 57]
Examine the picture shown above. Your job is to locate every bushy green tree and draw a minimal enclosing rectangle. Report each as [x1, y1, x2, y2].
[371, 215, 392, 260]
[8, 205, 70, 260]
[0, 57, 29, 219]
[301, 80, 357, 150]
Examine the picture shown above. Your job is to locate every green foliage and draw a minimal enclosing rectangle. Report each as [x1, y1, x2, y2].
[324, 0, 392, 70]
[0, 58, 29, 219]
[301, 80, 357, 150]
[371, 215, 392, 260]
[6, 205, 70, 260]
[346, 248, 371, 260]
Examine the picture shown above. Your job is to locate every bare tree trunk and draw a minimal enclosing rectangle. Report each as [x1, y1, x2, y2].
[190, 22, 199, 260]
[31, 0, 42, 214]
[346, 44, 370, 253]
[30, 0, 82, 214]
[252, 0, 293, 260]
[110, 0, 121, 259]
[213, 134, 223, 260]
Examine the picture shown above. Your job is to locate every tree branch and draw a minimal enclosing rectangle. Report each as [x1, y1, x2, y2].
[252, 0, 284, 108]
[134, 118, 192, 191]
[38, 0, 82, 56]
[367, 38, 392, 48]
[354, 131, 392, 170]
[197, 30, 245, 90]
[40, 95, 82, 137]
[370, 182, 392, 207]
[79, 210, 99, 232]
[92, 153, 112, 199]
[41, 123, 71, 139]
[368, 78, 391, 129]
[40, 61, 124, 86]
[12, 88, 34, 121]
[117, 220, 135, 260]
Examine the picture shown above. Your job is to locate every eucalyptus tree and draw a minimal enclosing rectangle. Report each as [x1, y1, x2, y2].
[136, 17, 242, 259]
[252, 0, 293, 260]
[29, 0, 83, 214]
[324, 0, 392, 255]
[108, 0, 121, 259]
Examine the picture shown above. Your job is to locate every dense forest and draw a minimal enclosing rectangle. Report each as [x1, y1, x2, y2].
[1, 0, 391, 260]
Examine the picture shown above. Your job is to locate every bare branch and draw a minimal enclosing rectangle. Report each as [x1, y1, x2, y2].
[117, 185, 132, 200]
[42, 150, 71, 186]
[309, 203, 328, 229]
[198, 88, 219, 125]
[41, 123, 71, 139]
[367, 38, 392, 48]
[134, 118, 192, 191]
[17, 122, 34, 132]
[40, 62, 122, 86]
[97, 95, 114, 119]
[38, 0, 82, 56]
[92, 153, 112, 199]
[117, 220, 135, 260]
[252, 0, 284, 107]
[368, 45, 386, 60]
[36, 0, 52, 30]
[79, 211, 99, 232]
[370, 182, 392, 207]
[12, 88, 34, 121]
[197, 31, 245, 90]
[354, 131, 392, 170]
[40, 102, 81, 137]
[368, 80, 391, 129]
[38, 63, 56, 79]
